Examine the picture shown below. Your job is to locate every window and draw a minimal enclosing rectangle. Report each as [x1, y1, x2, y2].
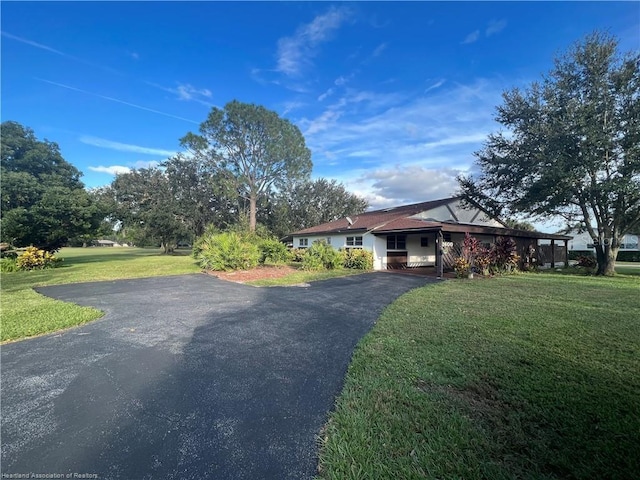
[299, 238, 308, 248]
[387, 235, 406, 250]
[346, 236, 363, 247]
[443, 233, 452, 242]
[420, 237, 429, 247]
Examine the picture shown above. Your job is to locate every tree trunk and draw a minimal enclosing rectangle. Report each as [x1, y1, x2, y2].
[595, 245, 618, 276]
[249, 193, 257, 232]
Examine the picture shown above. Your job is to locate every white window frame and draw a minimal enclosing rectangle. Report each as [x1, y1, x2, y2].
[299, 238, 309, 248]
[346, 236, 363, 247]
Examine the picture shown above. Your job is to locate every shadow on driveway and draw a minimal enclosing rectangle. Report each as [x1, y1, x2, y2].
[1, 273, 436, 479]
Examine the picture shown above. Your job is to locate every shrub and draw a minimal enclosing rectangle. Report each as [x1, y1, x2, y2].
[16, 246, 60, 271]
[617, 251, 640, 262]
[302, 241, 342, 271]
[453, 256, 471, 278]
[192, 224, 220, 259]
[576, 255, 597, 269]
[489, 237, 520, 274]
[195, 232, 260, 271]
[0, 257, 18, 272]
[258, 239, 291, 264]
[342, 248, 373, 270]
[290, 248, 306, 263]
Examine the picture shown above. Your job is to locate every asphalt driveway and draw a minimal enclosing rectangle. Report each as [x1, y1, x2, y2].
[1, 272, 433, 479]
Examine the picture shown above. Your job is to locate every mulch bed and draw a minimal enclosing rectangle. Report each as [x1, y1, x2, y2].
[206, 265, 299, 283]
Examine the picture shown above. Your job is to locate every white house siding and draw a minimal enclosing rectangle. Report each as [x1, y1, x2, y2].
[568, 231, 639, 251]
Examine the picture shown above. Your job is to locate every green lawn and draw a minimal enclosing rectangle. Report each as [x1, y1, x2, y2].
[1, 247, 200, 342]
[318, 273, 640, 479]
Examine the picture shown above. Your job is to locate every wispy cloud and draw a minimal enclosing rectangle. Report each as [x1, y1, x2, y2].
[276, 6, 351, 76]
[80, 135, 177, 156]
[371, 42, 387, 58]
[425, 79, 446, 93]
[88, 165, 132, 175]
[146, 81, 215, 107]
[37, 78, 199, 124]
[2, 31, 121, 75]
[486, 19, 507, 37]
[461, 30, 480, 45]
[318, 88, 335, 102]
[303, 79, 502, 207]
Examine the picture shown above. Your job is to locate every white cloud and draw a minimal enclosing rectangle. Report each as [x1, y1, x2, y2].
[129, 51, 140, 60]
[146, 81, 214, 107]
[276, 6, 351, 76]
[371, 42, 387, 58]
[79, 135, 177, 156]
[318, 88, 335, 102]
[425, 79, 446, 93]
[334, 165, 461, 210]
[461, 30, 480, 44]
[301, 79, 506, 212]
[88, 165, 131, 175]
[486, 19, 507, 37]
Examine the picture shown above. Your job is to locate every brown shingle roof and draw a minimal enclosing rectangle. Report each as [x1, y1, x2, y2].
[291, 197, 457, 235]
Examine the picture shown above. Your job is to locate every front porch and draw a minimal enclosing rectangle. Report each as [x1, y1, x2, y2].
[374, 227, 572, 276]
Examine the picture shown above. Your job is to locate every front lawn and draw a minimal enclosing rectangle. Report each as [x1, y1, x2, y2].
[318, 273, 640, 479]
[1, 247, 200, 342]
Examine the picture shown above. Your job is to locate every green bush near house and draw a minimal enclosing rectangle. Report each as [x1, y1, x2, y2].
[302, 241, 342, 270]
[341, 248, 374, 270]
[258, 238, 291, 264]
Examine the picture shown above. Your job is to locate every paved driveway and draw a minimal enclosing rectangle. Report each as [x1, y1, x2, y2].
[1, 273, 433, 479]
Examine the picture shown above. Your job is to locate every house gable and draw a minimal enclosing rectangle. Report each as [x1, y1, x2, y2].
[408, 198, 505, 228]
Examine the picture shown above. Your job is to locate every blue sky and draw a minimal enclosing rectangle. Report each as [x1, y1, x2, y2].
[2, 1, 639, 220]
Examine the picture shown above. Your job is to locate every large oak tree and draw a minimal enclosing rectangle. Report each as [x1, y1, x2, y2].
[1, 121, 103, 251]
[459, 33, 639, 275]
[180, 100, 312, 231]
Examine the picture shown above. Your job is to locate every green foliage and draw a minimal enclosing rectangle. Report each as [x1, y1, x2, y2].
[459, 32, 640, 276]
[341, 248, 373, 270]
[195, 231, 260, 271]
[266, 178, 369, 238]
[617, 251, 640, 262]
[0, 257, 18, 272]
[302, 241, 342, 271]
[180, 100, 312, 231]
[1, 121, 103, 251]
[108, 168, 189, 253]
[289, 248, 306, 263]
[258, 239, 291, 264]
[568, 250, 594, 261]
[16, 246, 61, 271]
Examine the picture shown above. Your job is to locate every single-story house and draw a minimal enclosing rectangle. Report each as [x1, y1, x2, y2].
[567, 230, 639, 252]
[290, 197, 572, 274]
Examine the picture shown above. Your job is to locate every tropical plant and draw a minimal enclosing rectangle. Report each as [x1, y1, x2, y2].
[194, 231, 260, 271]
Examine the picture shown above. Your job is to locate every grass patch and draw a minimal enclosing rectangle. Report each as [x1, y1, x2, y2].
[247, 267, 366, 286]
[318, 273, 640, 479]
[1, 247, 199, 342]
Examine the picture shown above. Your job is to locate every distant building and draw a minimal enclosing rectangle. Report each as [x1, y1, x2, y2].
[567, 230, 639, 251]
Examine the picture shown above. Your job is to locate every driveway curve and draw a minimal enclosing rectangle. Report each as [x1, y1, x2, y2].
[1, 272, 434, 479]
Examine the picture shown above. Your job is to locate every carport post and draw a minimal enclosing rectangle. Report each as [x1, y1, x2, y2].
[436, 230, 444, 279]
